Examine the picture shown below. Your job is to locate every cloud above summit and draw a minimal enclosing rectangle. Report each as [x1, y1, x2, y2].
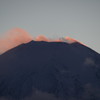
[0, 28, 78, 54]
[0, 28, 33, 54]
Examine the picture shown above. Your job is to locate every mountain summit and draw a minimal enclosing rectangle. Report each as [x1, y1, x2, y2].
[0, 37, 100, 100]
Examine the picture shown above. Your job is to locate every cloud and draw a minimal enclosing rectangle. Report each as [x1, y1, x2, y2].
[23, 90, 63, 100]
[35, 35, 49, 42]
[0, 90, 63, 100]
[59, 37, 77, 44]
[84, 57, 95, 66]
[0, 28, 33, 54]
[0, 28, 80, 54]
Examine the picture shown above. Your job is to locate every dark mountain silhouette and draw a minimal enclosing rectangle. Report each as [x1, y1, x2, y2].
[0, 40, 100, 100]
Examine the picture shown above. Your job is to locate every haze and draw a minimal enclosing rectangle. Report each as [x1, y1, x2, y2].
[0, 0, 100, 53]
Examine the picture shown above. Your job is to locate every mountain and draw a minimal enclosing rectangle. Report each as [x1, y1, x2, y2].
[0, 38, 100, 100]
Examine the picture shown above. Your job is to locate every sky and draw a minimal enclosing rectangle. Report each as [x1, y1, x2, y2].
[0, 0, 100, 53]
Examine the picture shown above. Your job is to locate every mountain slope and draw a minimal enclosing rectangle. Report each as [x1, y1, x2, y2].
[0, 40, 100, 100]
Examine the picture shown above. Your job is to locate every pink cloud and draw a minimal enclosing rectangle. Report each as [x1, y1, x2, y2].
[0, 28, 81, 54]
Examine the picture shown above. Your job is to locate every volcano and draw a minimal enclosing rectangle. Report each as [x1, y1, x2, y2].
[0, 28, 100, 100]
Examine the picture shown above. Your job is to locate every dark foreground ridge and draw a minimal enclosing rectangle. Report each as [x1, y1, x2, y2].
[0, 40, 100, 100]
